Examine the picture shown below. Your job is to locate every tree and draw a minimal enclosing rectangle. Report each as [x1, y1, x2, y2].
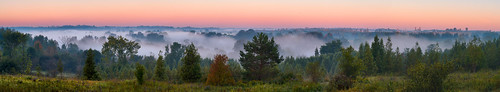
[383, 37, 395, 73]
[135, 62, 145, 85]
[0, 28, 29, 57]
[425, 43, 442, 64]
[306, 61, 325, 83]
[371, 35, 385, 73]
[240, 33, 283, 81]
[406, 42, 423, 68]
[320, 40, 342, 54]
[330, 46, 365, 90]
[314, 48, 319, 56]
[359, 42, 377, 75]
[154, 55, 165, 81]
[57, 59, 63, 79]
[465, 36, 484, 72]
[339, 46, 364, 78]
[83, 49, 100, 80]
[206, 54, 235, 86]
[165, 42, 185, 69]
[180, 43, 201, 82]
[102, 36, 140, 64]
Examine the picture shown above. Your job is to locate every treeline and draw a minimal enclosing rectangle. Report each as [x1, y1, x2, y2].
[0, 28, 499, 91]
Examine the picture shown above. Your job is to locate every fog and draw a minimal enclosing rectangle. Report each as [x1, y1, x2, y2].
[18, 28, 487, 59]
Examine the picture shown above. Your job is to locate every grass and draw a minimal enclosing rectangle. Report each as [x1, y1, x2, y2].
[0, 70, 498, 91]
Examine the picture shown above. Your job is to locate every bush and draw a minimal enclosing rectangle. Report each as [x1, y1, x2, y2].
[271, 72, 301, 84]
[327, 74, 354, 91]
[405, 62, 452, 92]
[135, 63, 145, 85]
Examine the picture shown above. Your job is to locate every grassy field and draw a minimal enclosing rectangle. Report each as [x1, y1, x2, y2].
[0, 70, 498, 92]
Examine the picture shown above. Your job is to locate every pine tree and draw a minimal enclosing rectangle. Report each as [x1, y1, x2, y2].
[206, 54, 235, 86]
[240, 33, 283, 81]
[371, 35, 385, 73]
[180, 43, 201, 82]
[83, 49, 100, 80]
[154, 55, 165, 81]
[383, 37, 394, 73]
[135, 62, 146, 85]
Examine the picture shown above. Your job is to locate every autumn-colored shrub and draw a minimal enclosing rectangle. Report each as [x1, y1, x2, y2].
[205, 54, 235, 86]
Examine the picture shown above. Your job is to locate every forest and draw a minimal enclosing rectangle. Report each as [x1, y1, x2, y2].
[0, 27, 498, 91]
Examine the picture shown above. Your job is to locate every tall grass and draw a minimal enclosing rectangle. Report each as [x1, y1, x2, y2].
[0, 70, 498, 91]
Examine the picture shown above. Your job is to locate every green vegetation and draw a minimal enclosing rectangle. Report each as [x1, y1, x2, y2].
[0, 28, 499, 91]
[240, 33, 283, 81]
[135, 62, 145, 85]
[154, 55, 166, 81]
[0, 70, 496, 91]
[180, 43, 202, 82]
[83, 49, 100, 80]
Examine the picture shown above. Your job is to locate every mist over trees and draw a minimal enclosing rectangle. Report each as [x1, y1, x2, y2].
[0, 27, 499, 91]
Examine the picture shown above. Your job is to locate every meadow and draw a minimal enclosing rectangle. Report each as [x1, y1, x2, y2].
[1, 70, 497, 92]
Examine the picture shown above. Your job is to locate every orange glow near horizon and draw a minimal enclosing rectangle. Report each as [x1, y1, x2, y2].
[0, 0, 499, 30]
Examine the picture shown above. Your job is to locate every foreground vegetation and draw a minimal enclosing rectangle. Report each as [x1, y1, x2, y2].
[1, 70, 497, 91]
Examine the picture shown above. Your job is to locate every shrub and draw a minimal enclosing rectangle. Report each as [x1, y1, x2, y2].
[405, 62, 452, 92]
[328, 74, 354, 91]
[135, 62, 145, 85]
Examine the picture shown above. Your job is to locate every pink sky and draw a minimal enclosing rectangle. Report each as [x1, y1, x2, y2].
[0, 0, 499, 30]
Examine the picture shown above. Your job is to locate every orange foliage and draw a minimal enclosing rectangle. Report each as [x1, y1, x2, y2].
[206, 54, 235, 86]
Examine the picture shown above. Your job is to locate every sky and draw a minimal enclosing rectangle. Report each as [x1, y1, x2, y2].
[0, 0, 499, 30]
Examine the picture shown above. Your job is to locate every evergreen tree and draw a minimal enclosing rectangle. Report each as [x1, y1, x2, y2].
[406, 42, 423, 71]
[83, 49, 100, 80]
[383, 37, 394, 73]
[206, 54, 235, 86]
[135, 62, 145, 85]
[180, 43, 201, 82]
[154, 55, 165, 81]
[360, 43, 377, 75]
[240, 33, 283, 81]
[371, 35, 385, 73]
